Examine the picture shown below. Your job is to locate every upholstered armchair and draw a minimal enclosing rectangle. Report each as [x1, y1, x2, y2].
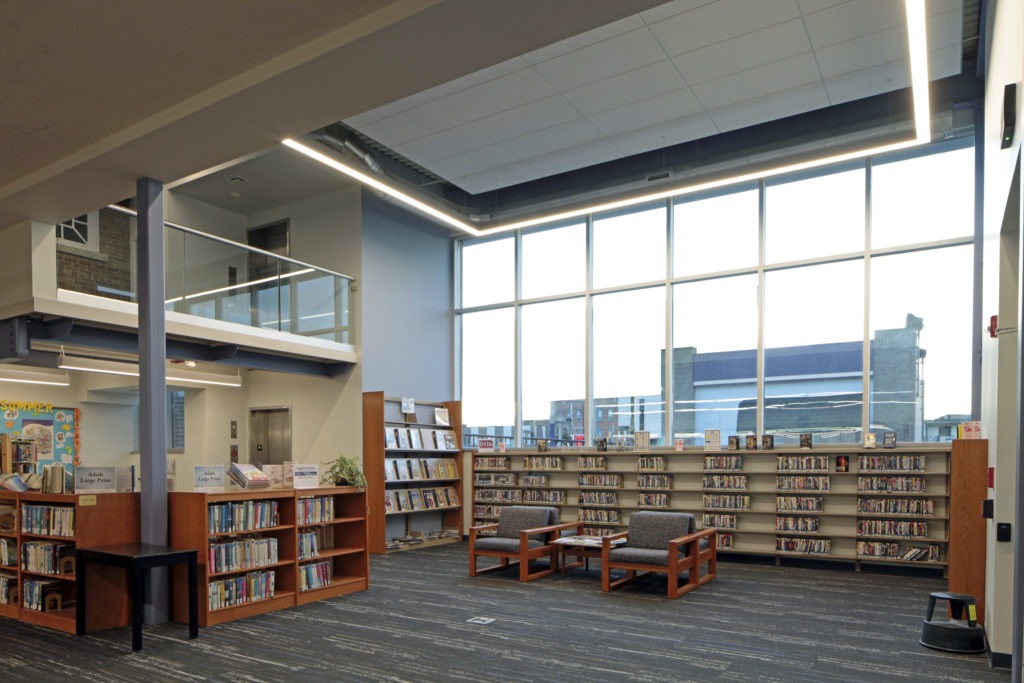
[469, 506, 581, 582]
[600, 511, 717, 598]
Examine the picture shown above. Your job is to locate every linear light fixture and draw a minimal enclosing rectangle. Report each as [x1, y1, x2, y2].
[0, 367, 71, 387]
[58, 355, 242, 387]
[165, 268, 314, 305]
[283, 0, 931, 237]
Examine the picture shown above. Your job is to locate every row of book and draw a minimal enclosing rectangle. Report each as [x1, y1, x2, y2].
[857, 520, 929, 538]
[578, 473, 622, 488]
[209, 570, 275, 610]
[776, 496, 824, 512]
[21, 577, 63, 612]
[638, 474, 673, 490]
[524, 456, 562, 471]
[385, 426, 458, 451]
[578, 456, 607, 471]
[857, 497, 934, 515]
[637, 456, 666, 471]
[578, 491, 617, 506]
[522, 489, 565, 504]
[0, 572, 15, 604]
[0, 538, 16, 566]
[776, 455, 830, 471]
[21, 540, 74, 575]
[384, 458, 458, 482]
[22, 504, 75, 537]
[298, 528, 334, 561]
[580, 508, 621, 523]
[704, 455, 743, 471]
[703, 513, 736, 529]
[703, 494, 751, 510]
[857, 476, 926, 493]
[384, 486, 460, 513]
[855, 541, 940, 561]
[637, 492, 670, 508]
[704, 474, 748, 490]
[776, 475, 830, 491]
[474, 456, 510, 470]
[208, 500, 280, 534]
[857, 454, 927, 471]
[474, 489, 523, 503]
[521, 474, 549, 487]
[777, 536, 831, 554]
[474, 472, 517, 486]
[296, 496, 335, 525]
[208, 537, 279, 574]
[299, 559, 333, 592]
[776, 516, 819, 532]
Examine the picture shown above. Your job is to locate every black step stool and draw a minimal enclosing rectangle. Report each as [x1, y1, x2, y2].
[920, 591, 986, 653]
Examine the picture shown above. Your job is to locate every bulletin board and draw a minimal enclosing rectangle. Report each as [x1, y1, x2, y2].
[0, 399, 80, 473]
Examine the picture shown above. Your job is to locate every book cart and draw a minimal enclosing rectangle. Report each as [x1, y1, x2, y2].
[472, 440, 984, 574]
[0, 491, 140, 634]
[168, 487, 368, 626]
[363, 392, 463, 554]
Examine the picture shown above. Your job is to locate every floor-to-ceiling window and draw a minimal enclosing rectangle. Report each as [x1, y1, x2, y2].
[457, 138, 975, 446]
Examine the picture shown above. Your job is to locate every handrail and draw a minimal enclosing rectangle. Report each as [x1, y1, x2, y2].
[105, 204, 355, 282]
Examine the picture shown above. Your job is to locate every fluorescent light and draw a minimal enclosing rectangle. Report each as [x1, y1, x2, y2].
[283, 0, 932, 236]
[58, 355, 242, 387]
[0, 367, 70, 387]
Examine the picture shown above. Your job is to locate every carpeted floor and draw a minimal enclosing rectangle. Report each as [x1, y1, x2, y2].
[0, 544, 1009, 682]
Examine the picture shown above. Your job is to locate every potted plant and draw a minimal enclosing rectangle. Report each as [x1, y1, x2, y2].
[320, 454, 367, 487]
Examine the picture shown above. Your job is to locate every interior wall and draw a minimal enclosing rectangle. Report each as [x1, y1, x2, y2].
[980, 0, 1024, 659]
[360, 191, 454, 399]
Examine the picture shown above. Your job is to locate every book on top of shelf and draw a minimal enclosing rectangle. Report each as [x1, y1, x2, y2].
[673, 438, 684, 451]
[959, 421, 982, 439]
[634, 431, 651, 452]
[703, 429, 720, 451]
[882, 431, 897, 448]
[864, 433, 877, 449]
[799, 433, 813, 449]
[434, 407, 450, 426]
[0, 473, 28, 492]
[761, 435, 774, 450]
[745, 435, 758, 451]
[384, 428, 398, 450]
[229, 463, 271, 490]
[727, 436, 740, 450]
[396, 428, 411, 449]
[477, 438, 495, 453]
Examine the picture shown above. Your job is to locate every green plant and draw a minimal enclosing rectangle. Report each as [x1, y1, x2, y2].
[321, 454, 366, 487]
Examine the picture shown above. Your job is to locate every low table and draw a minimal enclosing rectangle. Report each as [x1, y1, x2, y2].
[76, 543, 199, 652]
[552, 536, 625, 577]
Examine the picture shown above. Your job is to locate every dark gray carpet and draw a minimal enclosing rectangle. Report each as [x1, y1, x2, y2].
[0, 544, 1008, 682]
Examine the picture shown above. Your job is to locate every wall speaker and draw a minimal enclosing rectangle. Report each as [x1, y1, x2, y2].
[1001, 83, 1016, 149]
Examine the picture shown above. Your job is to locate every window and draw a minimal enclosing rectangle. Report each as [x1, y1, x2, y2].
[765, 167, 864, 263]
[461, 237, 514, 307]
[592, 204, 666, 289]
[461, 308, 515, 444]
[592, 287, 666, 445]
[521, 298, 585, 446]
[522, 222, 585, 298]
[674, 188, 758, 276]
[56, 211, 100, 252]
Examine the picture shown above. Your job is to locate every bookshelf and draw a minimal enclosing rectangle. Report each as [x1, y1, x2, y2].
[471, 443, 956, 572]
[0, 492, 140, 634]
[1, 434, 38, 476]
[363, 392, 463, 554]
[169, 487, 369, 626]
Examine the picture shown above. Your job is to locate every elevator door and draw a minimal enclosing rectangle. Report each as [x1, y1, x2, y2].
[249, 407, 292, 465]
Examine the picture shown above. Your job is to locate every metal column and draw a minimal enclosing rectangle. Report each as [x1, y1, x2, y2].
[137, 177, 169, 623]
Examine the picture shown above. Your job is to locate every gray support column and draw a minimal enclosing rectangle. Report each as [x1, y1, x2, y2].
[137, 177, 169, 623]
[1013, 152, 1023, 683]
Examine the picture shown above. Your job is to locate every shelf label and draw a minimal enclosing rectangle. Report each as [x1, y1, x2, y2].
[75, 466, 117, 493]
[78, 494, 97, 506]
[194, 465, 225, 493]
[401, 397, 416, 414]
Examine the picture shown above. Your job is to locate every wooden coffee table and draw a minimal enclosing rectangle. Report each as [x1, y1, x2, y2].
[551, 536, 624, 577]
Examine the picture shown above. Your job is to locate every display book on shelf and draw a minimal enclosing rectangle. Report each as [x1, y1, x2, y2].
[363, 392, 463, 554]
[0, 490, 140, 634]
[471, 442, 973, 571]
[168, 486, 368, 627]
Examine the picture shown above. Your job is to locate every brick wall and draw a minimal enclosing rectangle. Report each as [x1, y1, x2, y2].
[57, 208, 132, 301]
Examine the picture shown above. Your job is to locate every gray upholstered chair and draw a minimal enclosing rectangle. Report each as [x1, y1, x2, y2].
[600, 511, 717, 598]
[468, 506, 581, 582]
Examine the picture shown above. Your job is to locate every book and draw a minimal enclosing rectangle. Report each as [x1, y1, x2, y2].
[396, 490, 411, 511]
[478, 438, 495, 453]
[434, 408, 450, 426]
[864, 433, 877, 448]
[799, 433, 813, 449]
[384, 460, 396, 481]
[960, 421, 982, 439]
[384, 428, 398, 450]
[383, 491, 396, 514]
[229, 463, 271, 489]
[835, 455, 849, 473]
[761, 435, 774, 450]
[537, 439, 548, 452]
[634, 431, 651, 452]
[882, 431, 897, 448]
[409, 460, 425, 479]
[745, 435, 758, 451]
[727, 436, 740, 450]
[703, 430, 720, 451]
[408, 490, 423, 510]
[259, 464, 284, 488]
[442, 431, 458, 450]
[396, 429, 411, 449]
[409, 429, 422, 449]
[673, 438, 684, 451]
[423, 489, 437, 508]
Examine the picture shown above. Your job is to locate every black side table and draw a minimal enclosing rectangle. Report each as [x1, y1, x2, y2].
[76, 543, 199, 651]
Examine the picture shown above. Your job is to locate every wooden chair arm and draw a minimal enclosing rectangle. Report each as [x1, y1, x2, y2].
[469, 523, 498, 542]
[518, 520, 581, 539]
[668, 527, 716, 552]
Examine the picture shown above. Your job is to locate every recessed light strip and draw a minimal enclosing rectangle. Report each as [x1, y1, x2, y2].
[0, 367, 71, 387]
[58, 355, 242, 387]
[283, 0, 930, 237]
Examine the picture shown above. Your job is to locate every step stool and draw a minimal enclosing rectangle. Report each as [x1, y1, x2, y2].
[919, 591, 986, 653]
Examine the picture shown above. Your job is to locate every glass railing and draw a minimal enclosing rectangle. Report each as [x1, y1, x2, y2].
[56, 206, 354, 345]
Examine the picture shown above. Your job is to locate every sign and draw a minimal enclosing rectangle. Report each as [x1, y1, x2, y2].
[0, 401, 80, 473]
[293, 463, 319, 489]
[477, 438, 495, 454]
[401, 397, 416, 414]
[74, 466, 116, 493]
[194, 465, 225, 493]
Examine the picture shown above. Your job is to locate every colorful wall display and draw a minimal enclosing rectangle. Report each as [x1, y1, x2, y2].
[0, 399, 80, 472]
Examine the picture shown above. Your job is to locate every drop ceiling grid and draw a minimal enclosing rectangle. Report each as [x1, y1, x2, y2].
[343, 0, 964, 195]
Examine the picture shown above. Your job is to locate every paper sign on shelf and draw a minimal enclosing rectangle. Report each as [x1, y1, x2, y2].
[74, 466, 117, 493]
[401, 397, 416, 414]
[194, 465, 225, 493]
[293, 463, 320, 489]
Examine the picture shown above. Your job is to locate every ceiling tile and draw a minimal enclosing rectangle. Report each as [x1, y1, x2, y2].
[588, 88, 704, 136]
[343, 91, 433, 129]
[428, 143, 518, 181]
[692, 52, 821, 111]
[823, 61, 909, 105]
[639, 0, 718, 25]
[927, 43, 965, 83]
[475, 139, 623, 190]
[648, 0, 801, 57]
[815, 26, 905, 79]
[795, 0, 848, 13]
[357, 101, 465, 147]
[708, 82, 829, 131]
[471, 95, 581, 141]
[927, 0, 963, 15]
[423, 57, 531, 100]
[438, 68, 557, 121]
[521, 14, 646, 65]
[674, 18, 811, 86]
[532, 27, 668, 92]
[393, 124, 492, 164]
[608, 113, 719, 155]
[928, 8, 965, 52]
[562, 60, 686, 116]
[502, 119, 605, 160]
[803, 0, 904, 49]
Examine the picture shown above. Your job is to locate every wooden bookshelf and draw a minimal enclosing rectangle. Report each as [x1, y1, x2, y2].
[948, 439, 987, 622]
[0, 492, 140, 634]
[472, 443, 956, 573]
[169, 487, 368, 627]
[363, 392, 463, 554]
